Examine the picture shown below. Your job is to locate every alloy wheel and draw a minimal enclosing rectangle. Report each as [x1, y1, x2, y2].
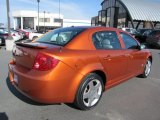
[145, 60, 151, 76]
[83, 79, 102, 107]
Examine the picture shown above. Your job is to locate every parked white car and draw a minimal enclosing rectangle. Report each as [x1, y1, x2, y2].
[13, 30, 24, 39]
[29, 32, 44, 41]
[11, 31, 21, 41]
[3, 30, 21, 41]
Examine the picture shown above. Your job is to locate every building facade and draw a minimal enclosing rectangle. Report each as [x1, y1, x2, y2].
[13, 10, 91, 31]
[13, 10, 63, 31]
[63, 19, 91, 27]
[91, 0, 160, 29]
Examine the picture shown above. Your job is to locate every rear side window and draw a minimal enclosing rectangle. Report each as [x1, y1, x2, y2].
[120, 33, 139, 49]
[36, 27, 86, 46]
[92, 31, 121, 50]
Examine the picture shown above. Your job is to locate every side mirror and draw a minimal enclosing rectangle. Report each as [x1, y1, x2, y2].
[140, 44, 146, 50]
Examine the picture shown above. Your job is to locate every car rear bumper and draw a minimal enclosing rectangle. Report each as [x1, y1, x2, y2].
[8, 64, 58, 103]
[8, 61, 83, 104]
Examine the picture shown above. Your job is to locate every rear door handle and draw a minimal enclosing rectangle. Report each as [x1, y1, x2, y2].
[125, 54, 130, 57]
[103, 55, 111, 60]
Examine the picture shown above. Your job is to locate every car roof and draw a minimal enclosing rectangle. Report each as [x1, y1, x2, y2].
[62, 26, 120, 31]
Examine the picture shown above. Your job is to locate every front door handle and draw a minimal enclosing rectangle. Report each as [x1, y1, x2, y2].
[125, 54, 133, 58]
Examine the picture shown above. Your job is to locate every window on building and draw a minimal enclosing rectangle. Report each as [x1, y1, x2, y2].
[92, 31, 121, 50]
[116, 1, 119, 7]
[110, 0, 115, 7]
[39, 18, 43, 22]
[118, 18, 126, 28]
[45, 18, 50, 22]
[54, 18, 63, 23]
[23, 17, 34, 29]
[39, 18, 50, 22]
[98, 11, 102, 23]
[102, 10, 107, 25]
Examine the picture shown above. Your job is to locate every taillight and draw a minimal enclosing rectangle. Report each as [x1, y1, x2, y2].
[12, 34, 16, 36]
[33, 53, 59, 71]
[26, 32, 29, 38]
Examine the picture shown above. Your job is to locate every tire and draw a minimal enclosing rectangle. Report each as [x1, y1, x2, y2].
[139, 59, 152, 78]
[74, 73, 104, 110]
[32, 36, 38, 41]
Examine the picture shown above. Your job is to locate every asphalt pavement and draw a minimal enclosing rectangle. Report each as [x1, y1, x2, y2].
[0, 47, 160, 120]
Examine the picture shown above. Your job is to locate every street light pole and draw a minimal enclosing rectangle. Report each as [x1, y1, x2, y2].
[6, 0, 14, 51]
[6, 0, 12, 39]
[37, 0, 40, 32]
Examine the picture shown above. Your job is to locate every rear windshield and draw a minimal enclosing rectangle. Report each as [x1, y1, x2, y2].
[35, 27, 86, 46]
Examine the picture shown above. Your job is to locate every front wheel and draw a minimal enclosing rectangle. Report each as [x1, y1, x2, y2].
[32, 36, 38, 41]
[74, 73, 104, 110]
[140, 59, 152, 78]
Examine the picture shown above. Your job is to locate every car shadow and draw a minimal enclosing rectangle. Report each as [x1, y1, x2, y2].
[65, 103, 81, 110]
[6, 77, 60, 106]
[0, 112, 9, 120]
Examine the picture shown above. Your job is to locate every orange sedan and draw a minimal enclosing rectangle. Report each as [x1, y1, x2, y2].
[8, 26, 152, 110]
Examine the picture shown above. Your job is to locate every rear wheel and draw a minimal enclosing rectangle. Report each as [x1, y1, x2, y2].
[74, 73, 104, 110]
[140, 59, 152, 78]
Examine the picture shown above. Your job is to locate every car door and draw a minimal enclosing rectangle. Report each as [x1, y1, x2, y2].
[92, 30, 128, 83]
[120, 32, 145, 75]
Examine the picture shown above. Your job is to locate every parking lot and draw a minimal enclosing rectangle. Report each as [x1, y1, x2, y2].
[0, 47, 160, 120]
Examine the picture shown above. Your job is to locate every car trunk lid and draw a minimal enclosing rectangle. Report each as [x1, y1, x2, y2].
[13, 42, 60, 69]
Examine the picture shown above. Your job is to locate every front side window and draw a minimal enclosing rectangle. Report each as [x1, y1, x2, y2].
[92, 31, 121, 50]
[36, 27, 86, 46]
[120, 33, 139, 49]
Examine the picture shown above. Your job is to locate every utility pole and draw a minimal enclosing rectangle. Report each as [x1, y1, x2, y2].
[6, 0, 14, 51]
[37, 0, 40, 32]
[43, 11, 45, 33]
[59, 0, 62, 27]
[59, 0, 60, 19]
[6, 0, 12, 39]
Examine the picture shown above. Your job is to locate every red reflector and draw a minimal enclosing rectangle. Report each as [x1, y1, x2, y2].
[4, 34, 8, 36]
[33, 53, 59, 71]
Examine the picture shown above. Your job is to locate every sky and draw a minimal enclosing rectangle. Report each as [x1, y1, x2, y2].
[0, 0, 102, 26]
[1, 0, 159, 26]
